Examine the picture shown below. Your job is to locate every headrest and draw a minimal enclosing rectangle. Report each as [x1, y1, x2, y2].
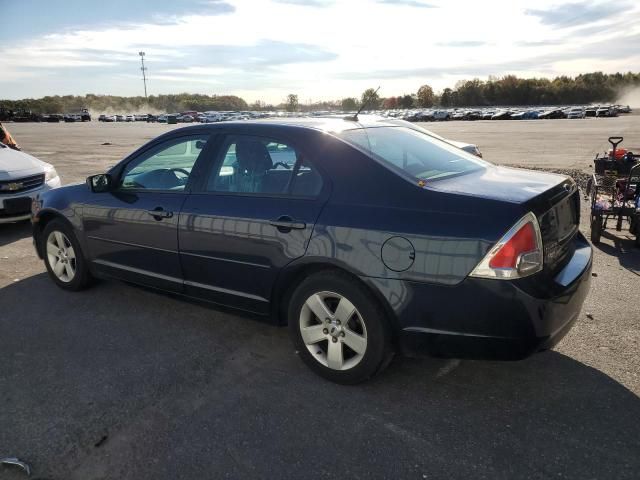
[235, 140, 272, 174]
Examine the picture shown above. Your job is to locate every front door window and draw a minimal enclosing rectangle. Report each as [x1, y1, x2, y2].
[120, 136, 209, 191]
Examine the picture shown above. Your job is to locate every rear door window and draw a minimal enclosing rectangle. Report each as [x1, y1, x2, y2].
[206, 135, 323, 197]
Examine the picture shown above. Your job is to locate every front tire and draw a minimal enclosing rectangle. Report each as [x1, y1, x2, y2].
[42, 219, 93, 291]
[288, 271, 393, 384]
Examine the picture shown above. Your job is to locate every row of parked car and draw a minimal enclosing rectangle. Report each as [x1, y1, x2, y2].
[40, 109, 92, 122]
[98, 114, 148, 122]
[97, 111, 292, 124]
[381, 104, 632, 122]
[91, 104, 632, 126]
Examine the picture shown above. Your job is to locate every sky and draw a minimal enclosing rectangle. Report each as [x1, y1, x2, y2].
[1, 0, 639, 103]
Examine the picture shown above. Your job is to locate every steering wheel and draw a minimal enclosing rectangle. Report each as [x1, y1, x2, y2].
[169, 168, 190, 184]
[272, 162, 291, 170]
[170, 168, 190, 177]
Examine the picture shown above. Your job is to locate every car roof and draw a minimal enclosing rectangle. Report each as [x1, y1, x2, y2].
[194, 115, 404, 134]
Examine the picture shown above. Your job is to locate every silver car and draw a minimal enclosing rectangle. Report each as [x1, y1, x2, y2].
[0, 143, 61, 223]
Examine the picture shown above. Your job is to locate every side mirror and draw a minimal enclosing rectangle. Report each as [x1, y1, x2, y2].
[86, 173, 113, 193]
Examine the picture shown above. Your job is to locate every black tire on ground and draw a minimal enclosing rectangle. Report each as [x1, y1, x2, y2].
[288, 270, 393, 384]
[590, 214, 602, 244]
[42, 219, 93, 291]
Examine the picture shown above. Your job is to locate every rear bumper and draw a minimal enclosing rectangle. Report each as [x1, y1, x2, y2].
[370, 233, 593, 360]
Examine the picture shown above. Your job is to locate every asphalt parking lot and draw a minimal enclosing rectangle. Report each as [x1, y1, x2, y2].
[1, 118, 640, 479]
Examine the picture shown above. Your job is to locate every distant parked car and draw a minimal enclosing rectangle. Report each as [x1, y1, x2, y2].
[464, 110, 483, 121]
[539, 109, 566, 119]
[566, 107, 585, 119]
[432, 110, 450, 121]
[491, 110, 512, 120]
[0, 143, 61, 223]
[596, 107, 616, 117]
[32, 117, 592, 383]
[115, 115, 125, 122]
[98, 115, 107, 122]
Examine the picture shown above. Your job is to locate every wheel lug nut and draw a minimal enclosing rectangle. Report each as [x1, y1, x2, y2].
[335, 320, 341, 325]
[323, 328, 328, 334]
[340, 332, 345, 337]
[331, 337, 338, 343]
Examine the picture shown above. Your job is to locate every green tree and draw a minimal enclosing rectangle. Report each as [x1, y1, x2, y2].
[439, 88, 453, 107]
[341, 97, 358, 111]
[360, 88, 381, 110]
[416, 84, 435, 107]
[456, 79, 485, 106]
[286, 94, 299, 112]
[398, 94, 414, 108]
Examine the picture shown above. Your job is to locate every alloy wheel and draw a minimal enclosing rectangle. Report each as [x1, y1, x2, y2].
[299, 291, 368, 371]
[46, 231, 77, 283]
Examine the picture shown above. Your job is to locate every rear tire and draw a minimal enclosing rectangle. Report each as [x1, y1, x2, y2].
[42, 219, 93, 291]
[288, 270, 393, 384]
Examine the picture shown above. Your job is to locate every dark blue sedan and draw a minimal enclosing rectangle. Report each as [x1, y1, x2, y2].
[32, 117, 592, 383]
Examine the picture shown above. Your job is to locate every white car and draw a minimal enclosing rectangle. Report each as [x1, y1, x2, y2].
[566, 107, 585, 119]
[0, 144, 61, 223]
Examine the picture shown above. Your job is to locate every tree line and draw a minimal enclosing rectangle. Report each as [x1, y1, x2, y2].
[0, 93, 249, 116]
[1, 72, 638, 115]
[356, 72, 640, 110]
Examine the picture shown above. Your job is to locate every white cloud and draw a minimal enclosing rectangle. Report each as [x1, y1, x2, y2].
[1, 0, 639, 102]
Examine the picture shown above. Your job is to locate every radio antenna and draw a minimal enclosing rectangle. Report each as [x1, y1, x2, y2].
[345, 86, 380, 122]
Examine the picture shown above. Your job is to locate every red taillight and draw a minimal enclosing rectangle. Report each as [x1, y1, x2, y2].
[488, 222, 537, 269]
[470, 212, 543, 279]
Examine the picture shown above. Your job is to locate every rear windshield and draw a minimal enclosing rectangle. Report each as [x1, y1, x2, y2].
[338, 126, 487, 182]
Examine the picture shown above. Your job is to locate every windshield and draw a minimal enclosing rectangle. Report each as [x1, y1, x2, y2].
[338, 126, 487, 182]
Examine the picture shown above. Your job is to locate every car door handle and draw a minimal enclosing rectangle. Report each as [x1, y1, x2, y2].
[270, 216, 306, 232]
[147, 207, 173, 220]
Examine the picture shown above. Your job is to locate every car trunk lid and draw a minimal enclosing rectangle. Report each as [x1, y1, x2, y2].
[427, 165, 579, 273]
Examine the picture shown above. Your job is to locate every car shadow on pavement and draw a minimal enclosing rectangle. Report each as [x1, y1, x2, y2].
[0, 220, 31, 248]
[1, 274, 639, 480]
[596, 229, 640, 276]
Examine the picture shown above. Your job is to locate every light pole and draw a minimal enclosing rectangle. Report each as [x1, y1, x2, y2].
[139, 51, 148, 99]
